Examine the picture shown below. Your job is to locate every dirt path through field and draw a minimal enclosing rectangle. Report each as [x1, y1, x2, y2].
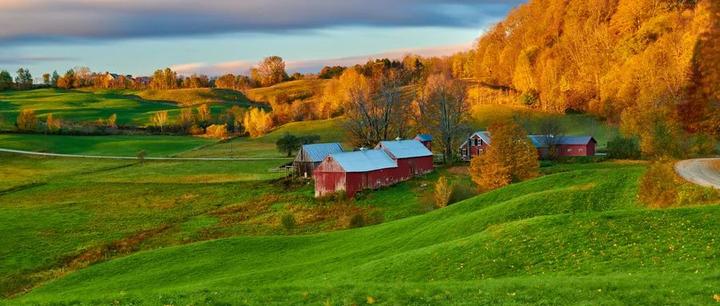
[0, 148, 291, 161]
[675, 158, 720, 189]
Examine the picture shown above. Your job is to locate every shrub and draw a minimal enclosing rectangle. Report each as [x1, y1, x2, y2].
[434, 176, 453, 208]
[348, 213, 365, 228]
[205, 124, 228, 139]
[638, 160, 680, 208]
[519, 89, 539, 106]
[607, 135, 641, 159]
[677, 184, 720, 206]
[281, 213, 296, 231]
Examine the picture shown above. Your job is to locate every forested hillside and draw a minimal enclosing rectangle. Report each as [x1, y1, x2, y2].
[463, 0, 719, 156]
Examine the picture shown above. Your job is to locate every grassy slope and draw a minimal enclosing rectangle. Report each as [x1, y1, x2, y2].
[0, 88, 254, 128]
[133, 88, 254, 107]
[0, 134, 214, 157]
[246, 79, 328, 103]
[179, 118, 346, 158]
[15, 162, 719, 305]
[0, 151, 445, 298]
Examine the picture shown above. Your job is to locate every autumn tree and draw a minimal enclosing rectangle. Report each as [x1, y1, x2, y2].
[177, 108, 195, 131]
[415, 73, 469, 163]
[196, 104, 211, 128]
[15, 68, 32, 90]
[42, 73, 51, 86]
[254, 56, 288, 87]
[469, 120, 539, 191]
[57, 69, 76, 89]
[107, 114, 118, 129]
[343, 69, 409, 147]
[45, 113, 62, 133]
[16, 109, 38, 131]
[150, 68, 178, 90]
[0, 70, 12, 90]
[151, 111, 169, 132]
[434, 176, 453, 208]
[205, 124, 229, 139]
[243, 107, 273, 137]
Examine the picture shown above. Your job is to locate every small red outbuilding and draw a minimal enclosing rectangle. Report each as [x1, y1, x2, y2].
[376, 139, 434, 179]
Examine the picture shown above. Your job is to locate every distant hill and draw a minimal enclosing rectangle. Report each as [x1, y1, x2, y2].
[136, 88, 254, 107]
[246, 79, 328, 104]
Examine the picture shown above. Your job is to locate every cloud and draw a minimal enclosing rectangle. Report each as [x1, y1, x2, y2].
[170, 43, 472, 76]
[0, 56, 77, 65]
[0, 0, 522, 42]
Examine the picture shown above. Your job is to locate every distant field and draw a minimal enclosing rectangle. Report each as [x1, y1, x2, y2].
[14, 162, 720, 305]
[0, 134, 214, 157]
[179, 117, 347, 158]
[246, 79, 328, 103]
[0, 88, 253, 128]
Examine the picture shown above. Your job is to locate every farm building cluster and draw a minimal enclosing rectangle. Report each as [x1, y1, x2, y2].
[296, 131, 596, 198]
[459, 131, 596, 161]
[294, 135, 434, 198]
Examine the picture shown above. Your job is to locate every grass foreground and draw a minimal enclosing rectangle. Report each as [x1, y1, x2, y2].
[6, 161, 719, 305]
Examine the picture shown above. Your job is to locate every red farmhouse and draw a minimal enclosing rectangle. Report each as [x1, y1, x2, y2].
[460, 131, 596, 160]
[314, 140, 434, 198]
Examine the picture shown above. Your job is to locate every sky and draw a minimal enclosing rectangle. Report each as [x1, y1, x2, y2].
[0, 0, 523, 77]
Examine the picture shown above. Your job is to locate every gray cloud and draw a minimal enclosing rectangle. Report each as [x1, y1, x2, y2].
[0, 56, 77, 65]
[0, 0, 521, 43]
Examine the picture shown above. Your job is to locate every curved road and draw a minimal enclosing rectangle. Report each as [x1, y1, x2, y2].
[0, 148, 292, 161]
[675, 158, 720, 189]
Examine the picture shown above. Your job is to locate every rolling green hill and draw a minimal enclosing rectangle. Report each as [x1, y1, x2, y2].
[246, 79, 328, 104]
[0, 134, 215, 157]
[12, 162, 719, 305]
[0, 88, 253, 128]
[178, 117, 346, 158]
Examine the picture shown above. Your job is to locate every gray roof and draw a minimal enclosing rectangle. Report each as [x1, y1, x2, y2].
[300, 143, 344, 162]
[459, 131, 492, 148]
[377, 140, 433, 159]
[528, 135, 596, 148]
[415, 134, 432, 142]
[330, 149, 397, 172]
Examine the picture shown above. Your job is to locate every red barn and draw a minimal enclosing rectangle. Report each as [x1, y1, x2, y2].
[376, 139, 434, 179]
[460, 131, 596, 160]
[314, 149, 402, 198]
[529, 135, 597, 158]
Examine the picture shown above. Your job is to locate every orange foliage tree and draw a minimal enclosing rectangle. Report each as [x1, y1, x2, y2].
[469, 120, 539, 191]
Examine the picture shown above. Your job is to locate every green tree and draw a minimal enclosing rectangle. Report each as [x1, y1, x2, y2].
[276, 133, 300, 157]
[15, 68, 33, 90]
[0, 70, 13, 90]
[51, 71, 60, 87]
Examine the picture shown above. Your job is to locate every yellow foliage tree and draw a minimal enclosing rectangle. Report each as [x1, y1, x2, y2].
[205, 124, 229, 139]
[243, 108, 274, 138]
[46, 113, 62, 133]
[16, 109, 37, 131]
[434, 176, 453, 208]
[151, 111, 168, 132]
[469, 120, 539, 191]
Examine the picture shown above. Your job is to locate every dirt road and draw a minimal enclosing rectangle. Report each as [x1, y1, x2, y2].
[675, 158, 720, 189]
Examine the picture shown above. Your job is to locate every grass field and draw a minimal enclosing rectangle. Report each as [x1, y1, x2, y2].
[246, 79, 328, 104]
[0, 134, 215, 157]
[179, 118, 346, 158]
[0, 88, 254, 129]
[0, 151, 451, 298]
[8, 161, 720, 305]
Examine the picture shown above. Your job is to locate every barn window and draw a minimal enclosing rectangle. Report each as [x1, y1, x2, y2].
[473, 138, 479, 146]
